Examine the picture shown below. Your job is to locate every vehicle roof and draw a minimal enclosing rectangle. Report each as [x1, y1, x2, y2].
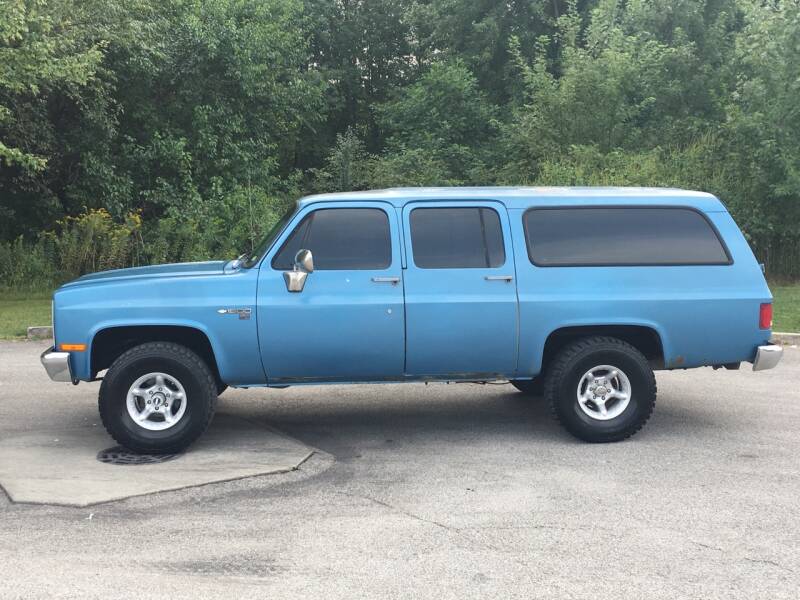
[298, 186, 727, 211]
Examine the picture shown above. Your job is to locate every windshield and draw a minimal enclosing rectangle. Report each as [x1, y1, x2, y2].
[242, 203, 297, 268]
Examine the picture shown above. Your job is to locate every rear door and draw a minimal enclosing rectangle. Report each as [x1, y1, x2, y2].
[401, 201, 519, 378]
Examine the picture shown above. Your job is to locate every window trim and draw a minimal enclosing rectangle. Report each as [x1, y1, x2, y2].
[270, 206, 393, 271]
[522, 205, 734, 268]
[409, 205, 507, 270]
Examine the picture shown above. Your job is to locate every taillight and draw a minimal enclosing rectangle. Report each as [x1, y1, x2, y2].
[759, 303, 773, 330]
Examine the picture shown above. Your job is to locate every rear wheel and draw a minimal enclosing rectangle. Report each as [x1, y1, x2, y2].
[544, 336, 656, 442]
[99, 342, 217, 454]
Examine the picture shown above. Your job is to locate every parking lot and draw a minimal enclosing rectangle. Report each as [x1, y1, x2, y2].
[1, 340, 798, 599]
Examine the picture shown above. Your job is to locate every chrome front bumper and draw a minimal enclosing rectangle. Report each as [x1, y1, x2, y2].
[752, 344, 783, 371]
[41, 347, 72, 382]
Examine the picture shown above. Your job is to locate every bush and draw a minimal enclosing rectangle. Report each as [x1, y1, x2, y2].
[143, 189, 296, 265]
[0, 209, 143, 290]
[0, 236, 56, 291]
[44, 209, 144, 279]
[0, 194, 298, 290]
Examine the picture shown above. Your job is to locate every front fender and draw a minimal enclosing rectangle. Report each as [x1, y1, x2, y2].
[80, 319, 232, 382]
[52, 269, 265, 384]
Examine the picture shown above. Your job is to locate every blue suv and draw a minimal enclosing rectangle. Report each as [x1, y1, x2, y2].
[41, 187, 782, 452]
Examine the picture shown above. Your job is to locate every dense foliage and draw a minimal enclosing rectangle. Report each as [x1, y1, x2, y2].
[2, 0, 800, 287]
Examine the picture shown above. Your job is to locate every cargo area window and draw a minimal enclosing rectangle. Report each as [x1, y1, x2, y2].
[410, 207, 505, 269]
[272, 208, 391, 270]
[524, 207, 731, 267]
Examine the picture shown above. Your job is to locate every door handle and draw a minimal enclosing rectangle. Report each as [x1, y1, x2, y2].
[484, 275, 514, 282]
[371, 276, 400, 285]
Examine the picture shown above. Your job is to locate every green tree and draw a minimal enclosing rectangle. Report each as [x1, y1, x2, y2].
[496, 0, 738, 180]
[0, 0, 103, 171]
[717, 2, 800, 275]
[0, 0, 105, 237]
[3, 0, 800, 282]
[405, 0, 570, 105]
[303, 0, 417, 154]
[378, 60, 497, 182]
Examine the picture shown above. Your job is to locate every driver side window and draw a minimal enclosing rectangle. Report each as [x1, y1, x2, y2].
[271, 207, 392, 270]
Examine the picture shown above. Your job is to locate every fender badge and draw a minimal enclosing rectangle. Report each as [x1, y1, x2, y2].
[217, 308, 252, 320]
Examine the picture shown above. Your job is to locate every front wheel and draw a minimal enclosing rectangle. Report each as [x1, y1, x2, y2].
[544, 336, 656, 443]
[99, 342, 217, 454]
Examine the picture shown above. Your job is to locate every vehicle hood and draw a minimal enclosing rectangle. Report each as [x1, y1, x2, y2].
[60, 261, 228, 288]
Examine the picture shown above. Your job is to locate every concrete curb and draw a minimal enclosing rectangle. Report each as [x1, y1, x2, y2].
[0, 414, 320, 507]
[26, 326, 53, 340]
[772, 332, 800, 346]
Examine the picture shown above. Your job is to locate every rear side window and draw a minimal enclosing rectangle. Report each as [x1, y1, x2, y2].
[523, 207, 731, 266]
[410, 207, 505, 269]
[272, 208, 391, 270]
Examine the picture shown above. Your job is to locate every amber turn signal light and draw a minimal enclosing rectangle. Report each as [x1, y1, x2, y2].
[59, 343, 87, 352]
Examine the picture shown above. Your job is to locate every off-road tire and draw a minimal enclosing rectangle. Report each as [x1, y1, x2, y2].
[99, 342, 217, 454]
[544, 336, 656, 443]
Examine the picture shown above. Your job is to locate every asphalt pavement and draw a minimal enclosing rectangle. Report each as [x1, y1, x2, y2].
[0, 341, 798, 599]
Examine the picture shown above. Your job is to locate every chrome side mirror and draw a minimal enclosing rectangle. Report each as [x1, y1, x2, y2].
[283, 249, 314, 292]
[295, 249, 314, 273]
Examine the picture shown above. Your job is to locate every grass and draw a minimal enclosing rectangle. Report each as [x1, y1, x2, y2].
[771, 284, 800, 333]
[1, 284, 799, 340]
[0, 291, 52, 339]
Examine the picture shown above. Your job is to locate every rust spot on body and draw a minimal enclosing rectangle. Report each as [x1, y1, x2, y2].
[670, 355, 685, 368]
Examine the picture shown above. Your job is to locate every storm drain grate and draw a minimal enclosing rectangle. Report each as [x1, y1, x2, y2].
[97, 446, 182, 466]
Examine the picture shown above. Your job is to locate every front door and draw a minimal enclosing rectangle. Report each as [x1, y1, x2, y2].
[257, 202, 405, 383]
[401, 201, 519, 378]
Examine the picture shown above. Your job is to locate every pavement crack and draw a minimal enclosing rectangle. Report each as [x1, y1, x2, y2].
[337, 491, 459, 532]
[691, 540, 725, 553]
[692, 542, 794, 574]
[466, 523, 576, 532]
[743, 556, 794, 574]
[336, 491, 543, 575]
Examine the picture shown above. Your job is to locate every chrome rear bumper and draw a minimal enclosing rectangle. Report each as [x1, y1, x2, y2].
[41, 346, 72, 382]
[752, 344, 783, 371]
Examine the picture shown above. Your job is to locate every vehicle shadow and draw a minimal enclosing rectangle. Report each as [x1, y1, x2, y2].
[223, 383, 726, 457]
[226, 384, 561, 455]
